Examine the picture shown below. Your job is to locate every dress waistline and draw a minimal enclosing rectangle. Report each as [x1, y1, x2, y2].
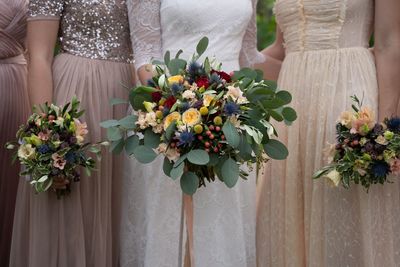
[0, 54, 26, 65]
[286, 46, 371, 55]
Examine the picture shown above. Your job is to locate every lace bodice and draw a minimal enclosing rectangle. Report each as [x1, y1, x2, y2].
[28, 0, 133, 63]
[0, 0, 27, 59]
[128, 0, 264, 71]
[274, 0, 374, 53]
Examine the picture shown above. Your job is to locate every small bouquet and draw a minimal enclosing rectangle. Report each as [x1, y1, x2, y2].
[314, 96, 400, 190]
[6, 97, 105, 197]
[102, 37, 296, 195]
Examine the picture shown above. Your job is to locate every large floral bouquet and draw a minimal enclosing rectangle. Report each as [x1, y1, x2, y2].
[314, 96, 400, 190]
[102, 37, 296, 195]
[6, 97, 105, 197]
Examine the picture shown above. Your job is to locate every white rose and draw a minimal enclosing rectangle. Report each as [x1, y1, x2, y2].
[182, 90, 196, 100]
[18, 144, 36, 160]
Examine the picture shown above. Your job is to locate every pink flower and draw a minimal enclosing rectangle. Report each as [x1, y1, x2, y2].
[52, 153, 66, 170]
[38, 130, 51, 141]
[74, 119, 88, 144]
[351, 107, 375, 135]
[390, 158, 400, 176]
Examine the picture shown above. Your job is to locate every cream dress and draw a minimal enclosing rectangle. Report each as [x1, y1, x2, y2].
[257, 0, 400, 266]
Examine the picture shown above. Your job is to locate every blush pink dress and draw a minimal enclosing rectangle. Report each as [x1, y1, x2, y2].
[9, 1, 134, 266]
[0, 0, 30, 266]
[257, 1, 400, 266]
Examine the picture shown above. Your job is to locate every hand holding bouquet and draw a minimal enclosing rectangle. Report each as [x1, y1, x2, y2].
[6, 97, 106, 197]
[314, 96, 400, 190]
[102, 37, 297, 195]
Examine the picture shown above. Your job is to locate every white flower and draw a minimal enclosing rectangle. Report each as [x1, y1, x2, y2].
[50, 104, 61, 116]
[325, 170, 341, 187]
[18, 144, 36, 160]
[225, 86, 248, 104]
[165, 147, 180, 162]
[54, 117, 64, 127]
[229, 115, 241, 128]
[156, 143, 168, 154]
[182, 90, 196, 100]
[152, 123, 164, 134]
[323, 143, 336, 164]
[145, 112, 158, 127]
[136, 111, 157, 129]
[375, 135, 389, 145]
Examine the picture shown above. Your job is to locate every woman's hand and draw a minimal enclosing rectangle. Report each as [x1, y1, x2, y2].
[137, 64, 154, 85]
[375, 0, 400, 121]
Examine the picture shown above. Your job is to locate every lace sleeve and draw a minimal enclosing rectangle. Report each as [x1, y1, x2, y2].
[239, 0, 265, 68]
[28, 0, 64, 21]
[127, 0, 163, 70]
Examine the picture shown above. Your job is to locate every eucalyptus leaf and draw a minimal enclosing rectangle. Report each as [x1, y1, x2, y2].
[207, 153, 220, 167]
[165, 121, 177, 141]
[264, 139, 288, 160]
[110, 139, 125, 154]
[187, 150, 210, 165]
[100, 120, 120, 128]
[180, 171, 199, 195]
[221, 158, 240, 188]
[133, 145, 157, 164]
[276, 90, 292, 105]
[222, 121, 240, 148]
[163, 157, 173, 177]
[107, 127, 122, 141]
[109, 98, 128, 106]
[168, 59, 187, 76]
[125, 135, 140, 155]
[164, 51, 171, 66]
[118, 115, 138, 129]
[144, 128, 161, 148]
[170, 161, 185, 180]
[196, 37, 209, 57]
[282, 107, 297, 122]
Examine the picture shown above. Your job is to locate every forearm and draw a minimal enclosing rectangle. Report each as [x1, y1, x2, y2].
[376, 47, 400, 120]
[254, 50, 283, 81]
[28, 56, 53, 105]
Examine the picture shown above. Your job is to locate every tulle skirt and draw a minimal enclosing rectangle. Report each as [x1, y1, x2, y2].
[257, 47, 400, 267]
[10, 53, 134, 267]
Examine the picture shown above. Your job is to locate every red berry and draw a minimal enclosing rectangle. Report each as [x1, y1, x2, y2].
[221, 135, 225, 140]
[209, 134, 215, 140]
[209, 125, 215, 131]
[170, 142, 176, 148]
[215, 126, 221, 132]
[206, 130, 212, 136]
[218, 143, 223, 148]
[205, 142, 211, 148]
[213, 147, 219, 153]
[197, 135, 203, 141]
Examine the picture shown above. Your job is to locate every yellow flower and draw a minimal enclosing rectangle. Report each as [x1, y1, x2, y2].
[203, 94, 215, 107]
[182, 108, 202, 126]
[168, 75, 184, 85]
[18, 144, 36, 160]
[325, 170, 341, 187]
[25, 134, 42, 146]
[163, 112, 181, 130]
[143, 101, 156, 113]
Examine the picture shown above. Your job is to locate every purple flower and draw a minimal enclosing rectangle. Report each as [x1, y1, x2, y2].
[371, 162, 390, 179]
[38, 144, 51, 154]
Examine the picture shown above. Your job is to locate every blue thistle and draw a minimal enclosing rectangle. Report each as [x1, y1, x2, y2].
[147, 79, 157, 87]
[371, 162, 390, 179]
[38, 144, 51, 154]
[224, 102, 240, 116]
[210, 73, 222, 84]
[162, 107, 170, 117]
[188, 61, 204, 77]
[171, 83, 183, 96]
[192, 100, 203, 109]
[178, 131, 195, 147]
[65, 151, 76, 164]
[387, 117, 400, 133]
[180, 102, 190, 112]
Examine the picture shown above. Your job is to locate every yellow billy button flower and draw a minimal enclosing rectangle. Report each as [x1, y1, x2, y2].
[182, 108, 202, 126]
[156, 110, 164, 119]
[194, 124, 204, 134]
[163, 112, 181, 130]
[168, 75, 184, 85]
[213, 116, 223, 126]
[199, 107, 209, 116]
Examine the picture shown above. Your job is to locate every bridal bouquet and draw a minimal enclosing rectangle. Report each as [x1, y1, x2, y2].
[6, 97, 105, 197]
[314, 96, 400, 190]
[102, 37, 296, 195]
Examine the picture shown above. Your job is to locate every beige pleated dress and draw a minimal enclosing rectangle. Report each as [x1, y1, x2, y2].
[10, 1, 134, 266]
[257, 0, 400, 266]
[0, 0, 30, 266]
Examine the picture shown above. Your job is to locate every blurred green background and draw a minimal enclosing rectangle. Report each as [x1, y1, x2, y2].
[257, 0, 277, 50]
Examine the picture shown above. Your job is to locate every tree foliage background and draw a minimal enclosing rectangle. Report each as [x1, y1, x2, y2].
[256, 0, 276, 49]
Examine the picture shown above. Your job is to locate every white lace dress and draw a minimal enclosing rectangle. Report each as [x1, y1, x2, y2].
[121, 0, 263, 266]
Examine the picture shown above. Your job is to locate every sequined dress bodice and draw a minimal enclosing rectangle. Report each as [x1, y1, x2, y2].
[28, 0, 132, 63]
